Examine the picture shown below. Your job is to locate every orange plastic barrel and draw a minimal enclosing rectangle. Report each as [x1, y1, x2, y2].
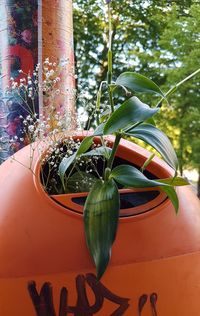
[0, 135, 200, 316]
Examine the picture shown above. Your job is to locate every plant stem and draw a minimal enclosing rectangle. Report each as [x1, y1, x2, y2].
[108, 87, 114, 113]
[176, 67, 200, 88]
[107, 3, 114, 113]
[156, 67, 200, 107]
[96, 81, 106, 125]
[106, 133, 121, 172]
[107, 3, 113, 84]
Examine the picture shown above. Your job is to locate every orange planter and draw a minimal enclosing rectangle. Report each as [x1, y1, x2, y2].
[0, 135, 200, 316]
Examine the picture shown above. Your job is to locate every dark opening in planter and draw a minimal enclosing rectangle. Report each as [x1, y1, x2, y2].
[41, 136, 170, 217]
[72, 190, 160, 208]
[51, 188, 167, 217]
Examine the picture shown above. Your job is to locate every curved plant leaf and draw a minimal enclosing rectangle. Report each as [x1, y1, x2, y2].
[104, 97, 159, 135]
[100, 105, 120, 122]
[110, 164, 169, 188]
[141, 153, 155, 173]
[84, 179, 120, 280]
[160, 186, 179, 214]
[110, 165, 184, 214]
[77, 136, 94, 155]
[157, 177, 189, 186]
[82, 146, 112, 159]
[145, 117, 156, 126]
[59, 153, 76, 189]
[125, 123, 178, 170]
[115, 72, 164, 96]
[93, 123, 105, 136]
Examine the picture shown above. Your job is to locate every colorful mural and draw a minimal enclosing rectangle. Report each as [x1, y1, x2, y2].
[0, 0, 75, 163]
[0, 0, 38, 161]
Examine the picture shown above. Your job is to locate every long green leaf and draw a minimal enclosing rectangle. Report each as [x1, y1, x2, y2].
[157, 177, 189, 186]
[77, 136, 93, 155]
[115, 72, 164, 96]
[93, 123, 105, 136]
[125, 123, 178, 170]
[160, 186, 179, 214]
[110, 164, 169, 188]
[84, 179, 120, 280]
[104, 97, 159, 135]
[141, 153, 155, 173]
[59, 153, 76, 189]
[100, 105, 121, 123]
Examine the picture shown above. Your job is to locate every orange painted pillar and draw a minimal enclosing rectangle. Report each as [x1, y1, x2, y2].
[39, 0, 76, 125]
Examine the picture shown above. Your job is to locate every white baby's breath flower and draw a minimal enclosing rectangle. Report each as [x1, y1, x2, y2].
[28, 125, 35, 133]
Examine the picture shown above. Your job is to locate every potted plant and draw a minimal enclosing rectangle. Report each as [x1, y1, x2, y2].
[49, 0, 199, 280]
[1, 2, 200, 315]
[3, 0, 200, 282]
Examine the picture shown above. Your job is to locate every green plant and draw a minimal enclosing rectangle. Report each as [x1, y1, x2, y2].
[6, 1, 199, 280]
[58, 0, 200, 280]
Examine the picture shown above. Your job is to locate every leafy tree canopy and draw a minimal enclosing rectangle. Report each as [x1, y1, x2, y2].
[73, 0, 200, 196]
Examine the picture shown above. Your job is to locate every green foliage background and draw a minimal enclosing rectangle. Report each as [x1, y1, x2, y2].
[73, 0, 200, 196]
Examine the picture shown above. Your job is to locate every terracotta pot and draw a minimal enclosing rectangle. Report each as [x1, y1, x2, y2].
[0, 134, 200, 316]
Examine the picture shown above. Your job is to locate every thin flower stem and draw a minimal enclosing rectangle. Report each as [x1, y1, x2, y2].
[106, 3, 114, 113]
[45, 164, 52, 188]
[31, 95, 36, 115]
[11, 156, 35, 175]
[90, 160, 103, 179]
[16, 93, 34, 115]
[40, 164, 46, 189]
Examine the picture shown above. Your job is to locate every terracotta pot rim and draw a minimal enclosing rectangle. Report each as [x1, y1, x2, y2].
[33, 133, 173, 222]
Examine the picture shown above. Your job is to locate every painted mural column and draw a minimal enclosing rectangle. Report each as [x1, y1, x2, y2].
[0, 0, 39, 161]
[0, 0, 75, 163]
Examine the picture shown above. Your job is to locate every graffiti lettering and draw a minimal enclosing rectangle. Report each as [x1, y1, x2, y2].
[138, 293, 158, 316]
[28, 273, 130, 316]
[28, 273, 158, 315]
[138, 294, 148, 316]
[150, 293, 158, 316]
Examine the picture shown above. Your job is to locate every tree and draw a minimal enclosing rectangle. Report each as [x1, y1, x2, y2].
[153, 3, 200, 195]
[73, 0, 192, 94]
[73, 0, 200, 196]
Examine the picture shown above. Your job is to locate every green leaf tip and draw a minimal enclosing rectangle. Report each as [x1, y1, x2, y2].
[84, 179, 120, 279]
[104, 96, 159, 135]
[116, 72, 164, 97]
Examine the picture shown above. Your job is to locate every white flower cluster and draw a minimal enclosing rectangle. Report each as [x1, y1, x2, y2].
[3, 58, 109, 195]
[41, 136, 107, 194]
